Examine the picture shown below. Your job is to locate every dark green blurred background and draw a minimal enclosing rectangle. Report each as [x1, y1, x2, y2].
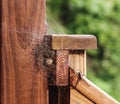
[47, 0, 120, 101]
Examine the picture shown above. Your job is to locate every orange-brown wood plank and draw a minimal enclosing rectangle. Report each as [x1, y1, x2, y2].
[1, 0, 47, 104]
[69, 50, 86, 76]
[48, 51, 69, 86]
[56, 51, 68, 85]
[70, 88, 94, 104]
[52, 34, 97, 50]
[44, 35, 69, 86]
[70, 69, 119, 104]
[45, 36, 70, 104]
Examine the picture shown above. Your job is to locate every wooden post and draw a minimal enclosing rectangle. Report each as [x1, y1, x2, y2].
[0, 0, 47, 104]
[44, 35, 70, 104]
[47, 34, 97, 104]
[43, 35, 69, 86]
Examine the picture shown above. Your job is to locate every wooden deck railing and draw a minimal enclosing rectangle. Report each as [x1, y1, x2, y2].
[70, 68, 119, 104]
[47, 34, 119, 104]
[1, 0, 119, 104]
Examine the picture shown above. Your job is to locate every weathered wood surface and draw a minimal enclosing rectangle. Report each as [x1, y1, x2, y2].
[1, 0, 47, 104]
[52, 34, 97, 50]
[70, 69, 119, 104]
[70, 88, 94, 104]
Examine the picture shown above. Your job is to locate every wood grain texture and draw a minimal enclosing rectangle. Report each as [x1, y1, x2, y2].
[56, 51, 68, 85]
[46, 36, 70, 104]
[70, 69, 119, 104]
[52, 34, 97, 50]
[1, 0, 47, 104]
[69, 50, 86, 76]
[48, 51, 69, 86]
[70, 88, 94, 104]
[44, 35, 69, 86]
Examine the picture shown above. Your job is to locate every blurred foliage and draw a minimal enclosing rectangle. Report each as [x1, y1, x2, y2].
[47, 0, 120, 101]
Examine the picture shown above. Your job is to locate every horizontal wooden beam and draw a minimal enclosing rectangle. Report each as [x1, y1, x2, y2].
[70, 68, 119, 104]
[52, 34, 97, 50]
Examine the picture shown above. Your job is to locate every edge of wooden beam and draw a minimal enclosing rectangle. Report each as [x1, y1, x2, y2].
[52, 34, 97, 50]
[70, 88, 94, 104]
[70, 68, 119, 104]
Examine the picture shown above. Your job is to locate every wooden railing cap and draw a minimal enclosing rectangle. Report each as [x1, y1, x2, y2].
[51, 34, 97, 50]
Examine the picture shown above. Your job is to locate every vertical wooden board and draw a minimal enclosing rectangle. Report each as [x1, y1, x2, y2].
[48, 50, 70, 104]
[1, 0, 47, 104]
[47, 50, 68, 86]
[69, 51, 86, 76]
[56, 51, 68, 85]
